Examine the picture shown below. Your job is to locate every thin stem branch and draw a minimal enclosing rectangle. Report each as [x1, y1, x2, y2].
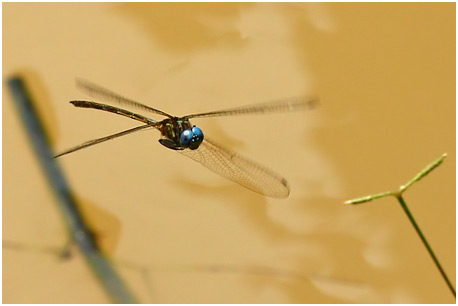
[344, 191, 394, 205]
[400, 153, 447, 192]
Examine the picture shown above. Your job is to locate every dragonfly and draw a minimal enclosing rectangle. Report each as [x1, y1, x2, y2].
[56, 79, 318, 198]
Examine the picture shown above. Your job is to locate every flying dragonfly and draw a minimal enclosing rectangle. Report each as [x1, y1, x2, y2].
[56, 80, 318, 198]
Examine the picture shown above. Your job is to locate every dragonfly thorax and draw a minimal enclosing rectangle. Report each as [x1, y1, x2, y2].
[159, 117, 204, 150]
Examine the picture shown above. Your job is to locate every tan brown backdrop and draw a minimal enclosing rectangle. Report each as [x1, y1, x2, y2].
[3, 3, 455, 303]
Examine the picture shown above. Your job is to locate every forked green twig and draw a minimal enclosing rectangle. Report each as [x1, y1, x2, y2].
[345, 153, 455, 298]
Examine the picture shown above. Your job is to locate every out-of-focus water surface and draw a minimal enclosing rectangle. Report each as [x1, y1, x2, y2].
[3, 3, 455, 303]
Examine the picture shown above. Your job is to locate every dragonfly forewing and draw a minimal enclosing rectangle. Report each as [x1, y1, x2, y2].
[55, 125, 154, 158]
[179, 137, 290, 198]
[184, 96, 318, 119]
[76, 79, 173, 118]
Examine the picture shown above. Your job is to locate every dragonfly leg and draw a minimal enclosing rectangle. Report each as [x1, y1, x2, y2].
[159, 139, 184, 150]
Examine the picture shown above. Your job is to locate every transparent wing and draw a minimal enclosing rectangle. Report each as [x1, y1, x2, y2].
[183, 96, 318, 119]
[76, 79, 173, 118]
[55, 125, 154, 158]
[179, 137, 290, 198]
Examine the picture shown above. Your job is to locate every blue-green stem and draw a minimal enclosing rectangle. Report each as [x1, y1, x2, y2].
[8, 76, 137, 303]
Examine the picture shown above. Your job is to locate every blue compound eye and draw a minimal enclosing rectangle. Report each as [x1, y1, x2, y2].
[191, 126, 203, 141]
[180, 129, 193, 147]
[189, 126, 204, 150]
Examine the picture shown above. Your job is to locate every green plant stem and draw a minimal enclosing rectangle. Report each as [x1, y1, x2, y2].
[345, 153, 455, 299]
[395, 194, 456, 298]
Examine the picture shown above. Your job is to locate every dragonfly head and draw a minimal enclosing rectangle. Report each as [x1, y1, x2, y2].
[180, 126, 204, 150]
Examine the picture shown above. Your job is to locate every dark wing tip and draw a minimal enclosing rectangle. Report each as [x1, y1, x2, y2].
[282, 177, 290, 188]
[267, 178, 290, 199]
[279, 178, 291, 198]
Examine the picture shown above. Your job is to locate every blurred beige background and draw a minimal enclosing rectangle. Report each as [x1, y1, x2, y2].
[3, 3, 455, 303]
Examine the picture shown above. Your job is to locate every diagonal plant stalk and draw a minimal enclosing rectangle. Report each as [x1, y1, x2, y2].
[345, 153, 455, 298]
[8, 76, 137, 303]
